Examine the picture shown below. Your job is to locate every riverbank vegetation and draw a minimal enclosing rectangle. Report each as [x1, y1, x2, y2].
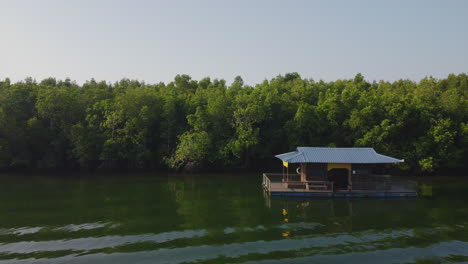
[0, 73, 467, 173]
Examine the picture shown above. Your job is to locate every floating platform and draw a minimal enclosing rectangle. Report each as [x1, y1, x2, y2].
[262, 173, 418, 198]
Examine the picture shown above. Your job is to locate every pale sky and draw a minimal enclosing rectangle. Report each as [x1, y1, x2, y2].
[0, 0, 467, 85]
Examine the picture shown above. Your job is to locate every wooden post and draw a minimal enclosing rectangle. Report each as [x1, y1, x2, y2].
[348, 169, 352, 192]
[301, 163, 307, 182]
[282, 164, 285, 181]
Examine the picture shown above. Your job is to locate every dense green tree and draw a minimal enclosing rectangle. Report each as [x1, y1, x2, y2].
[0, 73, 467, 173]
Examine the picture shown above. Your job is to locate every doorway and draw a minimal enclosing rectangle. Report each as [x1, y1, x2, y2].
[327, 168, 349, 190]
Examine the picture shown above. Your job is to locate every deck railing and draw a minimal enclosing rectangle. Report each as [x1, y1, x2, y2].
[262, 173, 272, 193]
[352, 175, 418, 193]
[262, 173, 333, 192]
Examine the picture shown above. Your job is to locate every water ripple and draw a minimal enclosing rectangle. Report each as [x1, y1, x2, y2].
[0, 227, 420, 263]
[1, 239, 467, 264]
[0, 229, 207, 254]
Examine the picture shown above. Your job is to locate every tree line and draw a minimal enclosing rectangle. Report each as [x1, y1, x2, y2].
[0, 73, 467, 173]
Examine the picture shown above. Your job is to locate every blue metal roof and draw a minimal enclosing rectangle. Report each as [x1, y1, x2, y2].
[275, 147, 404, 164]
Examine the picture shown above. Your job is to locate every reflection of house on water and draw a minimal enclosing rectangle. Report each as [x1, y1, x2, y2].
[265, 195, 420, 234]
[263, 186, 356, 219]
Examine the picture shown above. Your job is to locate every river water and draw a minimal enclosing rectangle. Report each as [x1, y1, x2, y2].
[0, 173, 467, 263]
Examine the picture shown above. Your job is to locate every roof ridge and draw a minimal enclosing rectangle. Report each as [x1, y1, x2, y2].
[297, 147, 374, 150]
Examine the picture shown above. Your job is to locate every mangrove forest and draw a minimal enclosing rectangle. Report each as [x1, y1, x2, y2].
[0, 73, 467, 173]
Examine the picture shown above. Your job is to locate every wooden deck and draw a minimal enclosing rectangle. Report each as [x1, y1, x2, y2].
[262, 173, 418, 198]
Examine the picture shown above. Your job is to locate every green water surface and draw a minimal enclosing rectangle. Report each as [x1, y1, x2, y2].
[0, 173, 467, 264]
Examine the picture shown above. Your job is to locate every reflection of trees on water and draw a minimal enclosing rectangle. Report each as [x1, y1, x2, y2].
[166, 174, 274, 230]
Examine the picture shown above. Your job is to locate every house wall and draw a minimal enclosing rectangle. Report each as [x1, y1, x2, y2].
[303, 163, 353, 182]
[303, 163, 327, 181]
[351, 164, 394, 190]
[301, 163, 395, 191]
[327, 163, 352, 171]
[351, 164, 372, 190]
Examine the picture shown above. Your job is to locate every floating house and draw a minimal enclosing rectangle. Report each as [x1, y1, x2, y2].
[262, 147, 417, 197]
